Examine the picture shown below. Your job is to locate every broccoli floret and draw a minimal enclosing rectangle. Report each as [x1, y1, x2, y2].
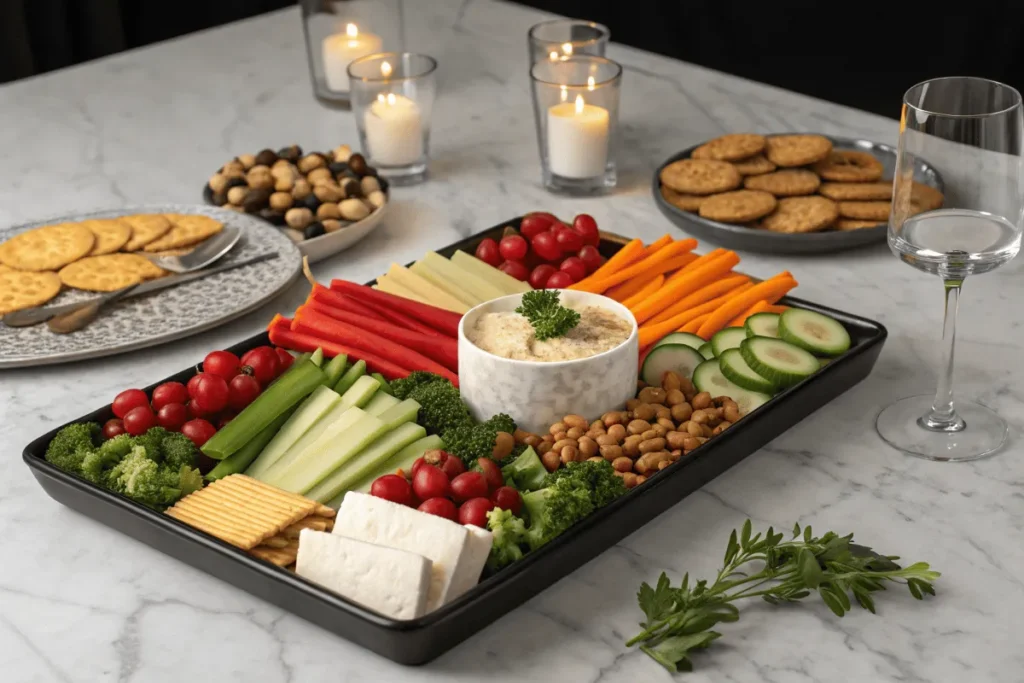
[391, 371, 448, 400]
[108, 445, 201, 509]
[501, 446, 549, 492]
[80, 448, 123, 486]
[393, 374, 474, 435]
[519, 479, 594, 551]
[45, 423, 101, 474]
[486, 507, 528, 571]
[160, 431, 199, 471]
[544, 459, 626, 509]
[130, 426, 172, 461]
[442, 413, 517, 467]
[176, 465, 204, 498]
[98, 433, 134, 460]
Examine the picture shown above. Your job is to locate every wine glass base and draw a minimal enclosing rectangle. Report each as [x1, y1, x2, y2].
[876, 394, 1008, 462]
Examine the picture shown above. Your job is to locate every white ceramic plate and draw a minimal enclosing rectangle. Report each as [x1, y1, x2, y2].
[300, 198, 389, 264]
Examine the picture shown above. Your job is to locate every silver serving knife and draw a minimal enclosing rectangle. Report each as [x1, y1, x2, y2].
[3, 251, 279, 328]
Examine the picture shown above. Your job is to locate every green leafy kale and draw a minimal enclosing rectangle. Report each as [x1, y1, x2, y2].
[515, 289, 580, 341]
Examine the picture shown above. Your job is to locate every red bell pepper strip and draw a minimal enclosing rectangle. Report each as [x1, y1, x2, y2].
[329, 280, 462, 338]
[268, 318, 412, 381]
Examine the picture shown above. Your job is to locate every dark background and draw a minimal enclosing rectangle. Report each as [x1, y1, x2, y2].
[3, 0, 1023, 119]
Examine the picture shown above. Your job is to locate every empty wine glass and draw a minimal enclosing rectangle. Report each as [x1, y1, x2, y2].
[876, 77, 1024, 461]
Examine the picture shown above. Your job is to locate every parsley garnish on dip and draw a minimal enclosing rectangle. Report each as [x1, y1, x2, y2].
[467, 290, 632, 362]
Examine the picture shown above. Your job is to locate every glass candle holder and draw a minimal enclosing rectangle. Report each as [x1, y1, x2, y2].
[530, 56, 622, 194]
[527, 18, 610, 65]
[348, 52, 437, 185]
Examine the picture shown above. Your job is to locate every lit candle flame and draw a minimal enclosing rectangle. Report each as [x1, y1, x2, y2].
[346, 23, 359, 38]
[386, 93, 397, 106]
[562, 42, 573, 56]
[377, 93, 386, 104]
[549, 50, 559, 61]
[587, 76, 595, 91]
[560, 85, 568, 102]
[575, 94, 585, 114]
[381, 60, 392, 78]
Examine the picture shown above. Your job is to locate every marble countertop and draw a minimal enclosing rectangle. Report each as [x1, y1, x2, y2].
[2, 2, 1023, 681]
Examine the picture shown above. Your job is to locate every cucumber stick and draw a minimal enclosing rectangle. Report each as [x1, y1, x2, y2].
[653, 332, 705, 351]
[371, 373, 392, 395]
[691, 359, 772, 415]
[739, 337, 819, 388]
[310, 348, 324, 366]
[348, 434, 444, 496]
[308, 422, 427, 503]
[698, 342, 715, 360]
[201, 358, 325, 460]
[205, 407, 294, 481]
[321, 353, 348, 386]
[718, 348, 777, 394]
[710, 327, 748, 357]
[641, 344, 704, 386]
[339, 375, 381, 410]
[745, 312, 780, 338]
[364, 391, 400, 416]
[778, 308, 851, 356]
[245, 385, 342, 479]
[333, 359, 366, 395]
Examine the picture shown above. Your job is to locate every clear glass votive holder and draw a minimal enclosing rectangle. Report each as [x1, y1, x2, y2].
[527, 18, 609, 65]
[530, 56, 622, 194]
[348, 52, 437, 185]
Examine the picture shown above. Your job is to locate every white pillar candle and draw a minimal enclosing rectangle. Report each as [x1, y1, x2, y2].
[364, 93, 424, 166]
[322, 23, 383, 92]
[546, 94, 609, 179]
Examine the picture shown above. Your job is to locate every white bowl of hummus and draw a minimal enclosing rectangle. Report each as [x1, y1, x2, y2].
[458, 290, 639, 433]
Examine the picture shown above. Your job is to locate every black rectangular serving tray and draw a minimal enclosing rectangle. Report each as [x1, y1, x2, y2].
[24, 222, 887, 665]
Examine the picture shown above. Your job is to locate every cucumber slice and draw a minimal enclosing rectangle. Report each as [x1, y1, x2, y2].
[710, 327, 748, 357]
[745, 312, 780, 338]
[718, 348, 778, 394]
[691, 359, 772, 415]
[778, 308, 851, 356]
[698, 342, 715, 360]
[739, 337, 819, 388]
[653, 332, 705, 351]
[641, 344, 705, 386]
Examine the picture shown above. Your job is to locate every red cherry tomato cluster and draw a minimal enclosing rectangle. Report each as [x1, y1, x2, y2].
[104, 346, 292, 447]
[474, 212, 605, 289]
[369, 450, 522, 527]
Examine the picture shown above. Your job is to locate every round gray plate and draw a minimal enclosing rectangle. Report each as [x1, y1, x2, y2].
[0, 205, 302, 369]
[652, 135, 945, 254]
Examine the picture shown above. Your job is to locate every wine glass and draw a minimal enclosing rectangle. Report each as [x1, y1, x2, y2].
[876, 77, 1024, 461]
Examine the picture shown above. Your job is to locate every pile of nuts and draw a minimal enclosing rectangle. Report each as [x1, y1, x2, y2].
[205, 144, 388, 241]
[513, 371, 743, 490]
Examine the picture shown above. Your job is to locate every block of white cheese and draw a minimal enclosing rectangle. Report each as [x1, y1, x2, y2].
[447, 524, 493, 600]
[334, 491, 473, 612]
[296, 529, 431, 620]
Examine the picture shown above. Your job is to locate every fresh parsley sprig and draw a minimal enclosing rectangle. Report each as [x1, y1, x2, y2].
[515, 289, 580, 341]
[627, 520, 940, 673]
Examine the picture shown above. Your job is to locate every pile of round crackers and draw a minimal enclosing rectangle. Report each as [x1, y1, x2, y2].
[659, 134, 944, 234]
[0, 213, 223, 315]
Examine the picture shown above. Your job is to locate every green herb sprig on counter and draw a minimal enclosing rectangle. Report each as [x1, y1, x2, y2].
[516, 290, 580, 341]
[627, 520, 940, 673]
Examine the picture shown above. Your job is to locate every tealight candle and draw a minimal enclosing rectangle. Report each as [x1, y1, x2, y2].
[546, 94, 609, 179]
[364, 90, 424, 166]
[322, 23, 382, 92]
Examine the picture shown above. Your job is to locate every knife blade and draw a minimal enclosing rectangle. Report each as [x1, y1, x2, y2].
[3, 251, 279, 327]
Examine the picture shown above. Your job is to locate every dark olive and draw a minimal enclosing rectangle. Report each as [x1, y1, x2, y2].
[259, 208, 286, 225]
[363, 164, 378, 178]
[378, 177, 390, 193]
[299, 193, 321, 212]
[329, 161, 349, 176]
[255, 149, 278, 167]
[348, 153, 368, 176]
[224, 177, 248, 191]
[242, 188, 273, 213]
[278, 145, 302, 163]
[211, 191, 228, 206]
[341, 177, 361, 198]
[303, 222, 326, 239]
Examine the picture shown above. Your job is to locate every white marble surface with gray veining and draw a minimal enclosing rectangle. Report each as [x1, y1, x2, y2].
[2, 2, 1023, 681]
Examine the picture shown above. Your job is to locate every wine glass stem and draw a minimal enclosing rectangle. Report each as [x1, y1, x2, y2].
[919, 278, 966, 432]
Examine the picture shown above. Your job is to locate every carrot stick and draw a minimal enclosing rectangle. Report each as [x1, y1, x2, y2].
[605, 252, 697, 301]
[728, 300, 771, 328]
[665, 248, 727, 283]
[764, 304, 789, 314]
[646, 274, 751, 326]
[643, 234, 674, 254]
[269, 323, 414, 381]
[638, 282, 753, 347]
[568, 238, 644, 290]
[631, 251, 741, 324]
[681, 314, 710, 335]
[573, 239, 698, 294]
[622, 274, 665, 309]
[697, 274, 798, 339]
[330, 280, 462, 337]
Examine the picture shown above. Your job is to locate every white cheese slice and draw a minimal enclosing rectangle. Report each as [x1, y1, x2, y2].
[296, 529, 431, 620]
[446, 524, 493, 602]
[334, 491, 471, 612]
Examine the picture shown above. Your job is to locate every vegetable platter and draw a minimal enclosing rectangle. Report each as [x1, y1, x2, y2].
[23, 219, 886, 666]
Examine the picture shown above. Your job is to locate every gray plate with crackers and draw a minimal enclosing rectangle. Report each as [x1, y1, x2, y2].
[653, 133, 945, 254]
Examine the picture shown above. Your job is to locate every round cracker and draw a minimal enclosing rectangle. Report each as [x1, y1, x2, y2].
[660, 185, 706, 212]
[0, 270, 62, 314]
[911, 182, 944, 212]
[764, 135, 833, 167]
[835, 219, 883, 231]
[660, 159, 741, 195]
[81, 218, 132, 255]
[144, 214, 223, 252]
[59, 253, 166, 292]
[743, 169, 821, 196]
[818, 182, 892, 201]
[122, 214, 173, 251]
[838, 201, 891, 221]
[812, 150, 884, 182]
[0, 223, 95, 272]
[761, 196, 839, 234]
[731, 154, 776, 176]
[691, 134, 766, 162]
[699, 190, 777, 224]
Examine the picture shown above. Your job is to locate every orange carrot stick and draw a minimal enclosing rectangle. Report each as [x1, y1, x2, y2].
[569, 238, 644, 290]
[764, 304, 789, 314]
[665, 248, 727, 283]
[681, 314, 711, 335]
[729, 300, 771, 327]
[697, 274, 798, 339]
[644, 234, 674, 255]
[631, 251, 741, 324]
[622, 274, 665, 309]
[639, 282, 753, 347]
[647, 274, 751, 326]
[573, 238, 698, 294]
[605, 252, 698, 300]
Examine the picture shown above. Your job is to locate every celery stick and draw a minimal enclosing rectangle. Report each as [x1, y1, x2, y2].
[257, 402, 363, 483]
[363, 392, 399, 416]
[205, 407, 294, 481]
[322, 353, 348, 386]
[339, 375, 380, 409]
[371, 373, 392, 395]
[308, 422, 426, 503]
[245, 385, 341, 479]
[333, 359, 366, 395]
[310, 348, 324, 366]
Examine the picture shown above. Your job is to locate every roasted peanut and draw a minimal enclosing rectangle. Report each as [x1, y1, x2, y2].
[635, 450, 672, 474]
[658, 460, 672, 471]
[587, 456, 604, 463]
[623, 435, 643, 458]
[665, 388, 685, 406]
[635, 474, 647, 485]
[683, 421, 703, 438]
[666, 431, 687, 450]
[669, 450, 681, 461]
[612, 456, 633, 473]
[632, 403, 656, 422]
[682, 436, 701, 451]
[653, 404, 672, 421]
[612, 470, 625, 478]
[627, 419, 651, 435]
[549, 422, 567, 436]
[523, 434, 541, 448]
[600, 444, 624, 461]
[662, 371, 682, 392]
[596, 433, 619, 447]
[584, 430, 602, 441]
[566, 426, 584, 440]
[492, 431, 515, 459]
[712, 422, 732, 436]
[697, 436, 709, 445]
[639, 437, 667, 454]
[542, 433, 554, 443]
[578, 436, 598, 458]
[607, 423, 627, 442]
[560, 446, 579, 464]
[602, 411, 625, 426]
[690, 409, 709, 425]
[656, 417, 675, 431]
[622, 472, 639, 489]
[553, 431, 568, 442]
[638, 387, 667, 405]
[671, 402, 693, 423]
[641, 429, 658, 441]
[680, 376, 697, 398]
[692, 391, 712, 410]
[542, 450, 561, 472]
[563, 414, 588, 430]
[513, 428, 533, 444]
[723, 404, 741, 423]
[625, 398, 641, 412]
[590, 419, 606, 433]
[537, 440, 553, 454]
[701, 424, 714, 438]
[552, 438, 577, 453]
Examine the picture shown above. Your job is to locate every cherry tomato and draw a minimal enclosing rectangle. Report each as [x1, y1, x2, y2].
[474, 237, 501, 267]
[228, 373, 261, 411]
[151, 382, 188, 411]
[458, 497, 495, 527]
[275, 348, 295, 373]
[370, 474, 414, 506]
[545, 271, 575, 288]
[203, 350, 240, 379]
[191, 373, 230, 414]
[412, 464, 450, 501]
[525, 211, 560, 224]
[102, 418, 126, 440]
[450, 471, 489, 504]
[241, 347, 280, 386]
[417, 497, 458, 522]
[187, 374, 203, 400]
[498, 235, 529, 261]
[475, 457, 503, 491]
[185, 400, 204, 420]
[531, 231, 562, 261]
[519, 214, 554, 240]
[555, 227, 584, 253]
[410, 456, 427, 479]
[572, 213, 600, 246]
[559, 256, 587, 282]
[181, 418, 217, 447]
[156, 403, 188, 431]
[112, 389, 149, 419]
[440, 456, 466, 480]
[498, 259, 530, 281]
[491, 486, 523, 515]
[578, 244, 603, 273]
[529, 264, 557, 289]
[122, 405, 156, 436]
[216, 412, 237, 430]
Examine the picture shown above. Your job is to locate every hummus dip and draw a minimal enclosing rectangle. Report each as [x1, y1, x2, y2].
[467, 304, 632, 362]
